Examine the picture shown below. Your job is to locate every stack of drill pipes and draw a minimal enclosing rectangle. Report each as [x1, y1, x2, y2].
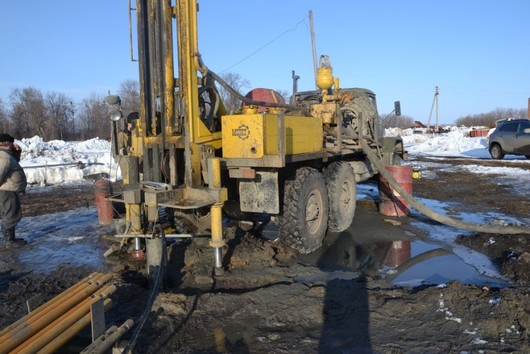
[13, 285, 117, 354]
[0, 272, 103, 342]
[0, 273, 112, 354]
[40, 300, 117, 354]
[79, 319, 134, 354]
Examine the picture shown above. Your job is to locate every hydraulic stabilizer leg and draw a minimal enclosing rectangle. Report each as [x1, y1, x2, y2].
[127, 204, 145, 261]
[210, 203, 225, 274]
[208, 158, 225, 276]
[130, 237, 145, 261]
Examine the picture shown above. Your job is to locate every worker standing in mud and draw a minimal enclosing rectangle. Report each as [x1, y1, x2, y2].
[117, 112, 139, 156]
[0, 133, 27, 248]
[116, 112, 139, 184]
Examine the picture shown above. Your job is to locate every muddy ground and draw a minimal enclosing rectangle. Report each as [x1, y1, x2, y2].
[1, 156, 530, 353]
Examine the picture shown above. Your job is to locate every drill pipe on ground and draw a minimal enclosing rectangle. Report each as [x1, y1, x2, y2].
[0, 273, 113, 354]
[80, 319, 135, 354]
[38, 299, 114, 354]
[0, 272, 105, 342]
[11, 285, 117, 354]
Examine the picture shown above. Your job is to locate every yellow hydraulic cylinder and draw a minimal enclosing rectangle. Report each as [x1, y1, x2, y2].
[126, 204, 142, 232]
[208, 157, 225, 270]
[208, 157, 224, 249]
[209, 203, 224, 249]
[208, 157, 221, 189]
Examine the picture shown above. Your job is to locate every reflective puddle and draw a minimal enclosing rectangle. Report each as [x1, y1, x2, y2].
[11, 207, 114, 274]
[299, 229, 509, 288]
[383, 240, 509, 288]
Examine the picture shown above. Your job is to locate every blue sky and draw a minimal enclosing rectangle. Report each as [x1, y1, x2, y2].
[1, 0, 529, 124]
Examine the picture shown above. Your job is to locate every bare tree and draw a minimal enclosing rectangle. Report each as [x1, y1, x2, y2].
[381, 113, 415, 129]
[455, 108, 526, 127]
[45, 92, 75, 140]
[217, 72, 250, 114]
[118, 79, 140, 116]
[80, 93, 109, 140]
[0, 98, 11, 133]
[9, 87, 47, 139]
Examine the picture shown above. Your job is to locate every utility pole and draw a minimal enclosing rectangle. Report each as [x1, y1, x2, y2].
[427, 86, 439, 132]
[309, 10, 318, 88]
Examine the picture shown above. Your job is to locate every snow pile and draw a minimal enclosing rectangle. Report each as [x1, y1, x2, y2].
[16, 136, 119, 186]
[386, 126, 491, 158]
[386, 126, 529, 160]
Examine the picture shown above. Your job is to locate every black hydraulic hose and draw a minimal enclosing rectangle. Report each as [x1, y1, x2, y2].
[207, 70, 309, 114]
[123, 225, 166, 354]
[361, 139, 530, 234]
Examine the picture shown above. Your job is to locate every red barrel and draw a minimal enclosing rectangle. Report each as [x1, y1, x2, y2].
[379, 165, 412, 217]
[94, 179, 114, 225]
[384, 240, 411, 267]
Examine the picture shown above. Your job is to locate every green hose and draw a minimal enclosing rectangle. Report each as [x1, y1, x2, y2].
[361, 139, 530, 235]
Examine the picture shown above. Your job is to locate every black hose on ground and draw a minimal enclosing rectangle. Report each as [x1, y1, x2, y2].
[361, 139, 530, 235]
[123, 225, 166, 354]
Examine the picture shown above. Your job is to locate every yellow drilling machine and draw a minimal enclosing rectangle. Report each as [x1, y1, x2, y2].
[106, 0, 405, 275]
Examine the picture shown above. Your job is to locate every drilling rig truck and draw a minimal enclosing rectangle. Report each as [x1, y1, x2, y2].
[107, 0, 405, 273]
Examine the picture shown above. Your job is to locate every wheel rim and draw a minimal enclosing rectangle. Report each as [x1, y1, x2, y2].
[492, 145, 501, 158]
[306, 190, 324, 234]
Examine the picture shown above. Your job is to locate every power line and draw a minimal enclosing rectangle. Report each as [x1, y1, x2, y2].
[221, 17, 307, 73]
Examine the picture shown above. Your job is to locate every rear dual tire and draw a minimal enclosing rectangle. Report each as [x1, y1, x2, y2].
[279, 163, 357, 254]
[325, 162, 356, 232]
[280, 168, 328, 254]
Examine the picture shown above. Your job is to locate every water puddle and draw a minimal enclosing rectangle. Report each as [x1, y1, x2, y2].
[383, 240, 509, 288]
[297, 220, 509, 288]
[8, 198, 510, 289]
[11, 207, 114, 274]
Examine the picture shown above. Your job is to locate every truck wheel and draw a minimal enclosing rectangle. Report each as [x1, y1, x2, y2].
[280, 168, 329, 254]
[490, 143, 504, 160]
[325, 162, 356, 232]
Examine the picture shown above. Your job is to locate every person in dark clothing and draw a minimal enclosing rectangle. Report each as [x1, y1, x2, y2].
[0, 133, 27, 248]
[3, 134, 22, 162]
[117, 112, 139, 156]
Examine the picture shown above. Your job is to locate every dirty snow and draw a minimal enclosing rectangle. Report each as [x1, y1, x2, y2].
[17, 136, 119, 186]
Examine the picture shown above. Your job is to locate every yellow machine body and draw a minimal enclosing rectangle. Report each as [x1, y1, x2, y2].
[109, 0, 403, 265]
[222, 114, 323, 159]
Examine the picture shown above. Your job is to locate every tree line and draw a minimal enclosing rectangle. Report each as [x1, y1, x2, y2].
[379, 107, 527, 129]
[0, 80, 140, 142]
[1, 76, 524, 141]
[455, 108, 527, 127]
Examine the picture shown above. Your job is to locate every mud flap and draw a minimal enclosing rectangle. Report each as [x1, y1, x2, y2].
[239, 171, 279, 214]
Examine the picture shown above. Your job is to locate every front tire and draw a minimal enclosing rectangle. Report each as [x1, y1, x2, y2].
[490, 143, 504, 160]
[325, 162, 356, 232]
[280, 168, 329, 254]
